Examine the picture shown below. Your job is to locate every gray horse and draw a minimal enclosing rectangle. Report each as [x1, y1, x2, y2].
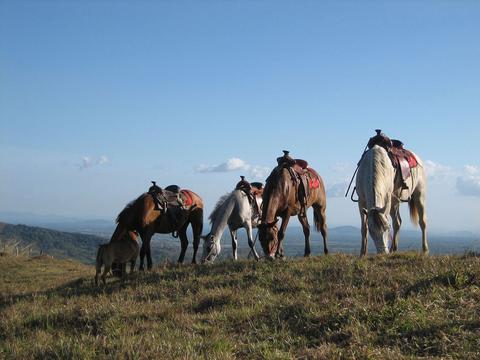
[201, 190, 261, 263]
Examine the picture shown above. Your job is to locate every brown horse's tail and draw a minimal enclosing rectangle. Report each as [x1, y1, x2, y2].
[110, 223, 127, 243]
[409, 197, 420, 226]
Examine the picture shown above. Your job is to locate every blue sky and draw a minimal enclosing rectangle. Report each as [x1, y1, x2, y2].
[1, 1, 479, 231]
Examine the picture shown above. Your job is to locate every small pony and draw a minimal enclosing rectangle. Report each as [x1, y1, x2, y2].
[95, 230, 139, 286]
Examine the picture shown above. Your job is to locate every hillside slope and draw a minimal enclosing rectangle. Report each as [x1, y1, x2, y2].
[0, 222, 106, 264]
[1, 253, 479, 359]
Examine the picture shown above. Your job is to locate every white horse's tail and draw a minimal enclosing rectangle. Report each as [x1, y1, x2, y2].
[409, 198, 419, 226]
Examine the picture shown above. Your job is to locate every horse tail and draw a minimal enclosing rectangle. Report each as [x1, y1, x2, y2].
[408, 198, 420, 226]
[110, 223, 127, 243]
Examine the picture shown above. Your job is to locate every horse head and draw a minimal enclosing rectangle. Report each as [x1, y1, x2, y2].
[258, 220, 279, 259]
[364, 206, 391, 254]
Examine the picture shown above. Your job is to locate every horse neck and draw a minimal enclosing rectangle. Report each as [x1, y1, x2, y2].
[210, 192, 237, 238]
[262, 169, 289, 223]
[369, 146, 394, 210]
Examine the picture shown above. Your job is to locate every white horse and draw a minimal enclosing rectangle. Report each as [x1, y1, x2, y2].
[201, 190, 261, 263]
[355, 145, 428, 255]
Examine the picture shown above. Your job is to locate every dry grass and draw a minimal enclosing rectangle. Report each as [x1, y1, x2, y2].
[1, 252, 479, 359]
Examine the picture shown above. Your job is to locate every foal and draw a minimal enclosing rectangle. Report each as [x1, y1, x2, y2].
[95, 230, 139, 286]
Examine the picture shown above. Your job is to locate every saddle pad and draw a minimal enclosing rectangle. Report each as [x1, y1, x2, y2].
[309, 177, 320, 189]
[407, 154, 418, 168]
[180, 190, 194, 207]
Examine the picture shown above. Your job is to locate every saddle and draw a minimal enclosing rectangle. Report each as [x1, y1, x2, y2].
[235, 176, 263, 222]
[148, 182, 193, 212]
[366, 134, 418, 183]
[276, 151, 320, 216]
[389, 145, 417, 182]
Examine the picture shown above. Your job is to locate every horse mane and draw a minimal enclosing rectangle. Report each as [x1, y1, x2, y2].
[116, 193, 147, 225]
[371, 146, 394, 208]
[209, 192, 233, 224]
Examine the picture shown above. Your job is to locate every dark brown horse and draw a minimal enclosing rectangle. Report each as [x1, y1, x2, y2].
[110, 190, 203, 270]
[258, 165, 328, 260]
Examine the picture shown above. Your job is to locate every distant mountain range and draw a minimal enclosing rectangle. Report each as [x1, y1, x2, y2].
[1, 214, 479, 266]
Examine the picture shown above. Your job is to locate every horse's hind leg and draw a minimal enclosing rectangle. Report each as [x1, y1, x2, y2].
[190, 209, 203, 264]
[177, 225, 189, 264]
[130, 258, 136, 273]
[313, 203, 328, 255]
[298, 215, 311, 257]
[413, 192, 429, 254]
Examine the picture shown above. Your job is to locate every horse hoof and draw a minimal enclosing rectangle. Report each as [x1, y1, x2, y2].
[324, 249, 329, 255]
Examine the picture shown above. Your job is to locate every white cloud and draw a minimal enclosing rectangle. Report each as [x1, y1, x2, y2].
[196, 157, 270, 180]
[79, 156, 92, 170]
[79, 155, 110, 170]
[424, 160, 454, 180]
[98, 155, 109, 165]
[456, 165, 480, 197]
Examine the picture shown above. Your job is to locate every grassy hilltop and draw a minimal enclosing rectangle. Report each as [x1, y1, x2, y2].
[1, 253, 479, 359]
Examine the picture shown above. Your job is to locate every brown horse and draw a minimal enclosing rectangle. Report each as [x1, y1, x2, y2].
[258, 165, 328, 260]
[110, 190, 203, 270]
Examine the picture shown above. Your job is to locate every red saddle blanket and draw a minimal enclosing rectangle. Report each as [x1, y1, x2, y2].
[180, 190, 194, 207]
[389, 147, 418, 169]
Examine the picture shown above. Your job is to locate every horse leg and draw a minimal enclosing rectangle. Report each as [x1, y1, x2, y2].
[276, 215, 290, 258]
[414, 192, 429, 254]
[139, 231, 148, 271]
[390, 201, 401, 253]
[359, 203, 368, 256]
[245, 222, 259, 260]
[230, 228, 238, 260]
[140, 229, 154, 270]
[298, 214, 311, 257]
[177, 225, 189, 264]
[102, 264, 111, 286]
[190, 209, 203, 264]
[121, 263, 127, 284]
[313, 203, 328, 255]
[130, 258, 136, 273]
[95, 265, 101, 286]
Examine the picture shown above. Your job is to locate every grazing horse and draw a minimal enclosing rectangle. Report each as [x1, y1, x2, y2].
[110, 190, 203, 270]
[201, 189, 262, 263]
[95, 230, 139, 285]
[355, 145, 428, 255]
[258, 165, 328, 260]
